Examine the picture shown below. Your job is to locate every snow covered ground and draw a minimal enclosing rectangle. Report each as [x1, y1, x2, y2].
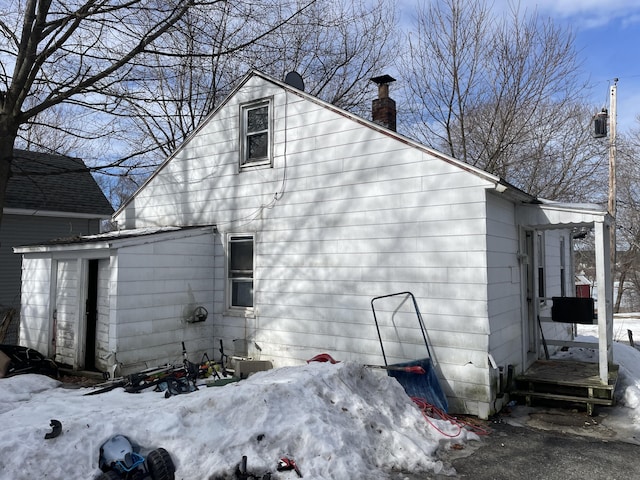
[578, 313, 640, 345]
[2, 314, 640, 480]
[0, 361, 479, 480]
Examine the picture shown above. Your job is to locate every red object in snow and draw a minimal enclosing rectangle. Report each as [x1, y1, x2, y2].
[306, 353, 339, 364]
[278, 457, 303, 477]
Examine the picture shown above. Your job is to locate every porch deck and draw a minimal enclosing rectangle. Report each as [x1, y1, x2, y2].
[511, 359, 619, 415]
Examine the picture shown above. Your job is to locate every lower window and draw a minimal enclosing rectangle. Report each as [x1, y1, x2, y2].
[228, 235, 254, 308]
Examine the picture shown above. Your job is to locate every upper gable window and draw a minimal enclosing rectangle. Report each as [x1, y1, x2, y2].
[241, 99, 272, 168]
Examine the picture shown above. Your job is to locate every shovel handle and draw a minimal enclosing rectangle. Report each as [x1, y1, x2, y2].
[389, 365, 426, 374]
[366, 365, 426, 374]
[398, 366, 426, 374]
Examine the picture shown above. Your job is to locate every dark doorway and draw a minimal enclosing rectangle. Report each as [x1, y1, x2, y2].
[85, 259, 99, 371]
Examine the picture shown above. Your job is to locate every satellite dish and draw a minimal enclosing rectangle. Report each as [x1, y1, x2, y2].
[284, 71, 305, 92]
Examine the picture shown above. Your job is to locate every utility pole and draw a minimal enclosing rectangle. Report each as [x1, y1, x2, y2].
[608, 79, 618, 275]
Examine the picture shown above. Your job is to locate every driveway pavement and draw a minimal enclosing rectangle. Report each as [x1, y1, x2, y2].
[400, 405, 640, 479]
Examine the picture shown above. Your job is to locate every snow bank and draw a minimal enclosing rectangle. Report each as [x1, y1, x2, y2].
[0, 362, 471, 479]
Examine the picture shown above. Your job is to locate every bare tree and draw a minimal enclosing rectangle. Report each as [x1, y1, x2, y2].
[612, 133, 640, 312]
[400, 0, 604, 199]
[247, 0, 398, 116]
[402, 0, 489, 163]
[504, 102, 608, 202]
[110, 0, 398, 188]
[0, 0, 319, 228]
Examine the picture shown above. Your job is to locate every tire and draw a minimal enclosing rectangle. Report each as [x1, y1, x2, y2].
[147, 448, 175, 480]
[97, 471, 121, 480]
[130, 470, 145, 480]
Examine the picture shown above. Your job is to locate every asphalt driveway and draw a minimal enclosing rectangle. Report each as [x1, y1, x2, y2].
[401, 406, 640, 480]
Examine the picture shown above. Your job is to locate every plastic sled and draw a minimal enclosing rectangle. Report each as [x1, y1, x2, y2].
[387, 358, 448, 412]
[371, 292, 448, 412]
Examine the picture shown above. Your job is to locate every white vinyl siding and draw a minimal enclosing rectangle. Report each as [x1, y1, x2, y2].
[486, 193, 522, 380]
[17, 228, 215, 376]
[18, 256, 52, 355]
[114, 76, 498, 416]
[16, 73, 610, 418]
[54, 259, 78, 366]
[94, 258, 111, 370]
[112, 232, 215, 371]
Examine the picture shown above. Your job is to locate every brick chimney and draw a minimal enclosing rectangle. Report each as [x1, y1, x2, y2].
[371, 74, 396, 131]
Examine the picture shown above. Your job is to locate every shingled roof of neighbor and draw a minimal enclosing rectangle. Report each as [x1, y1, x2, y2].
[5, 149, 113, 216]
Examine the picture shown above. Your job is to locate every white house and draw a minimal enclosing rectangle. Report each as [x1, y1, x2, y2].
[15, 71, 614, 418]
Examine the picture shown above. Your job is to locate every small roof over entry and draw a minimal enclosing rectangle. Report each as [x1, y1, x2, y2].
[517, 201, 613, 385]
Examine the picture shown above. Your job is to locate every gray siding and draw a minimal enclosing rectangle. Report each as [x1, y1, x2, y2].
[1, 213, 101, 309]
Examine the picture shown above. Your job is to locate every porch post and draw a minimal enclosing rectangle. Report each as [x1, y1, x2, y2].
[594, 219, 613, 383]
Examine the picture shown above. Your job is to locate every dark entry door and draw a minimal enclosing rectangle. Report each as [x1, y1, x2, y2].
[84, 259, 99, 370]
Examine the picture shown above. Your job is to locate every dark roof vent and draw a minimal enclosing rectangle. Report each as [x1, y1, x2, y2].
[284, 71, 305, 92]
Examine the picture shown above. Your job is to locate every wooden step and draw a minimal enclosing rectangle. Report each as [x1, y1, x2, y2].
[510, 390, 615, 406]
[510, 389, 614, 416]
[512, 360, 619, 415]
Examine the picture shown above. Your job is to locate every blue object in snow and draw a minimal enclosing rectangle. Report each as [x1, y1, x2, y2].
[387, 358, 448, 413]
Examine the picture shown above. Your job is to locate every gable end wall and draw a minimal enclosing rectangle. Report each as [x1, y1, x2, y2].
[115, 76, 510, 416]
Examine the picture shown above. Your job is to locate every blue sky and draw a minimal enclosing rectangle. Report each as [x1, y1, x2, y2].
[398, 0, 640, 132]
[543, 0, 640, 131]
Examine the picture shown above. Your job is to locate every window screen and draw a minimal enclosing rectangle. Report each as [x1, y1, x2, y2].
[229, 236, 254, 308]
[242, 101, 270, 166]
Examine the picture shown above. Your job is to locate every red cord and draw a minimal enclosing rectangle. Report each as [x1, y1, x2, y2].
[411, 397, 490, 437]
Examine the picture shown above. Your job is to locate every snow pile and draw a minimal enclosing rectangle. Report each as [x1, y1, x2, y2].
[5, 332, 640, 479]
[553, 333, 640, 438]
[614, 342, 640, 412]
[554, 334, 640, 410]
[0, 362, 473, 479]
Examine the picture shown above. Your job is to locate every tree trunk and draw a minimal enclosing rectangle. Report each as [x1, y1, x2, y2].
[614, 268, 627, 314]
[0, 122, 18, 231]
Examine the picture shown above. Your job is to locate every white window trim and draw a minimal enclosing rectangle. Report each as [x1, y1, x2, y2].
[240, 97, 273, 170]
[226, 233, 256, 315]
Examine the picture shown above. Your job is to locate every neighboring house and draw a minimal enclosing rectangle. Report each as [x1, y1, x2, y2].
[14, 71, 614, 418]
[1, 150, 113, 344]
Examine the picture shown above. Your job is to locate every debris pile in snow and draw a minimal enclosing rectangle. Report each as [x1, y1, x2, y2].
[5, 328, 640, 478]
[0, 362, 477, 479]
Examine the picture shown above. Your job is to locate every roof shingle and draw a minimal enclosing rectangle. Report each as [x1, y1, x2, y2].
[5, 149, 114, 216]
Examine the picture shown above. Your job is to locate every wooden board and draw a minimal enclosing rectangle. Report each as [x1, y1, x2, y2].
[519, 360, 618, 388]
[512, 359, 619, 415]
